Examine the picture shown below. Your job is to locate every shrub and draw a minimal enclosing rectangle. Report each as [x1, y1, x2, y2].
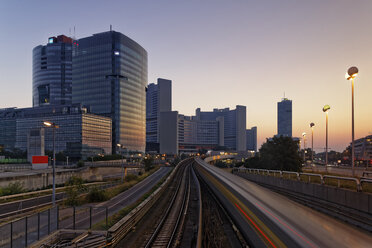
[64, 176, 86, 206]
[86, 186, 107, 203]
[77, 160, 84, 167]
[0, 182, 24, 196]
[125, 174, 138, 182]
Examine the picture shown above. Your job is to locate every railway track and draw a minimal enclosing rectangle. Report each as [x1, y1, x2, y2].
[144, 159, 201, 248]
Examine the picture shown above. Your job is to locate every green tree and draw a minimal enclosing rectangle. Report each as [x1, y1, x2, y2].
[65, 176, 86, 206]
[244, 156, 260, 168]
[259, 136, 302, 172]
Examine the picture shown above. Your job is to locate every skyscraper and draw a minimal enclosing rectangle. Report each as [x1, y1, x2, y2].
[246, 126, 257, 152]
[146, 78, 172, 152]
[72, 30, 148, 153]
[32, 35, 74, 107]
[277, 98, 292, 137]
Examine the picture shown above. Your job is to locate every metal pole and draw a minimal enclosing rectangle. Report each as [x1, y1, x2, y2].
[52, 127, 56, 207]
[73, 206, 76, 230]
[57, 205, 59, 230]
[10, 222, 13, 248]
[90, 207, 92, 229]
[37, 212, 40, 240]
[326, 112, 328, 173]
[311, 128, 314, 165]
[303, 137, 306, 164]
[351, 78, 355, 176]
[106, 207, 108, 229]
[25, 216, 28, 246]
[121, 146, 124, 183]
[48, 208, 50, 234]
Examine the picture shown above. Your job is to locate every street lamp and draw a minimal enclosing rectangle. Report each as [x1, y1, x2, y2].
[117, 144, 125, 183]
[302, 132, 307, 165]
[310, 123, 315, 165]
[43, 121, 59, 206]
[323, 105, 330, 172]
[346, 66, 358, 177]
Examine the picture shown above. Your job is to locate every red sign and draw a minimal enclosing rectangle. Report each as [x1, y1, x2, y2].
[32, 156, 48, 164]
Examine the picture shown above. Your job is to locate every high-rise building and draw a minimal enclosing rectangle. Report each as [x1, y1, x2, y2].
[246, 127, 257, 152]
[277, 98, 292, 137]
[146, 78, 172, 152]
[33, 35, 74, 107]
[72, 31, 148, 153]
[195, 105, 246, 151]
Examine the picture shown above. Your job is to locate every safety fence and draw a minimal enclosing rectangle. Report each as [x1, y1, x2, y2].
[233, 168, 372, 192]
[0, 206, 109, 248]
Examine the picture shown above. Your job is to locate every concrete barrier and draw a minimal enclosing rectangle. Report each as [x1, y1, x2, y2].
[234, 172, 372, 215]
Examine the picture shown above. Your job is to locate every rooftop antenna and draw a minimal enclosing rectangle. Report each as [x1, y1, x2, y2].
[73, 26, 76, 39]
[110, 24, 112, 31]
[69, 28, 71, 37]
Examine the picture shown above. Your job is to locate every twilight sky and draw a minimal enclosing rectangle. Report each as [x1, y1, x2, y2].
[1, 0, 372, 152]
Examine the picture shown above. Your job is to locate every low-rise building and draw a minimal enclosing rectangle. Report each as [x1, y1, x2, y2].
[0, 104, 112, 160]
[352, 135, 372, 161]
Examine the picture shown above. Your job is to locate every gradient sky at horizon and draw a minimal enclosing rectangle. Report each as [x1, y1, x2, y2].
[1, 0, 372, 152]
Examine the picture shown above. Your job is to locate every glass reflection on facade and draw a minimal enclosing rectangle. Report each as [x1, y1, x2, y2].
[33, 35, 73, 107]
[72, 31, 147, 153]
[0, 105, 112, 159]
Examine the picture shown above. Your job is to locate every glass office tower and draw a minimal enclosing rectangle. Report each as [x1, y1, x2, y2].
[72, 31, 148, 153]
[33, 35, 73, 107]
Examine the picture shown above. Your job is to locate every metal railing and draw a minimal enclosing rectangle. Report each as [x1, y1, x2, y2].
[106, 159, 183, 247]
[233, 168, 364, 192]
[0, 205, 111, 248]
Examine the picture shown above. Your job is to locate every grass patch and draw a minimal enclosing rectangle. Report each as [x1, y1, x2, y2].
[92, 168, 172, 231]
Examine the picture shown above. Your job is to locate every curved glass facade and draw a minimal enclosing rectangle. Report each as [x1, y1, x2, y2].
[72, 31, 147, 153]
[32, 35, 73, 107]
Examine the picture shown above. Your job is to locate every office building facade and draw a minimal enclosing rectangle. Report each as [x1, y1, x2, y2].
[146, 78, 172, 152]
[33, 35, 74, 107]
[72, 30, 148, 153]
[277, 98, 292, 137]
[246, 127, 257, 152]
[352, 135, 372, 161]
[178, 114, 224, 153]
[195, 105, 246, 151]
[0, 105, 112, 159]
[159, 111, 224, 154]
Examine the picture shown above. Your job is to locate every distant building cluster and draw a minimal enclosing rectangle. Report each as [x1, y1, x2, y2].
[145, 79, 256, 155]
[0, 30, 258, 161]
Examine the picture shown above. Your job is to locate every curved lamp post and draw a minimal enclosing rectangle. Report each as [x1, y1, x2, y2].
[302, 132, 307, 165]
[117, 144, 126, 183]
[346, 66, 358, 176]
[323, 105, 330, 172]
[43, 121, 59, 206]
[310, 123, 315, 165]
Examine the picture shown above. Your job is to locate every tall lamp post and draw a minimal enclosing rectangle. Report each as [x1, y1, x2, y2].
[323, 105, 330, 172]
[310, 123, 315, 165]
[302, 132, 307, 165]
[117, 144, 125, 183]
[43, 121, 59, 206]
[346, 66, 358, 177]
